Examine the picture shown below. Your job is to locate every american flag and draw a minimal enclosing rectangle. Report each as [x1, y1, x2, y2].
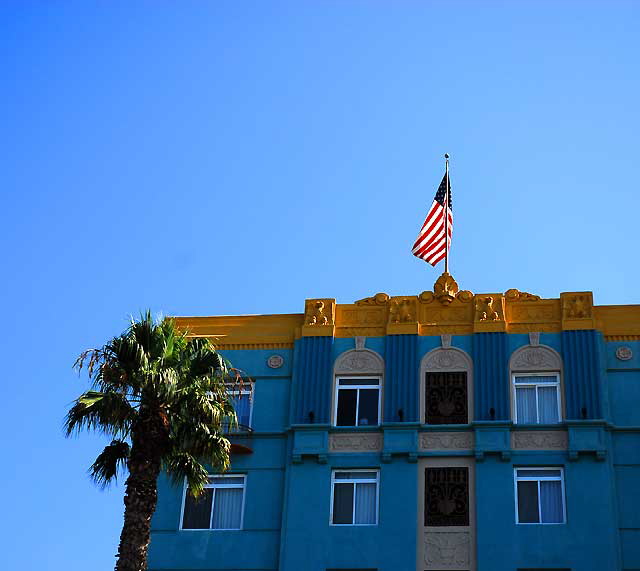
[411, 172, 452, 266]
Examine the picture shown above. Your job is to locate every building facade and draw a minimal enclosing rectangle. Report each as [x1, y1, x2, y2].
[149, 273, 640, 571]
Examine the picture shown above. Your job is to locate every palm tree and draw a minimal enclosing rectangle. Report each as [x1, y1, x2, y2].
[65, 312, 239, 571]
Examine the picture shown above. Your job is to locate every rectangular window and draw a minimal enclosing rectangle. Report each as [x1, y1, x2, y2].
[513, 374, 560, 424]
[515, 468, 565, 524]
[425, 372, 468, 424]
[228, 387, 252, 429]
[335, 378, 380, 427]
[331, 470, 379, 525]
[181, 475, 245, 530]
[425, 467, 470, 526]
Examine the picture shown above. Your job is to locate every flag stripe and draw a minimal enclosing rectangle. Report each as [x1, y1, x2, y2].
[412, 172, 453, 267]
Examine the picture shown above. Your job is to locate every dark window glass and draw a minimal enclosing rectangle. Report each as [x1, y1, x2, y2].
[358, 390, 379, 426]
[425, 467, 469, 526]
[332, 482, 354, 524]
[425, 372, 468, 424]
[517, 481, 540, 523]
[336, 389, 358, 426]
[182, 488, 214, 529]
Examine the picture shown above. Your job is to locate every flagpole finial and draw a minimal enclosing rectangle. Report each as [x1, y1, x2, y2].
[444, 153, 449, 159]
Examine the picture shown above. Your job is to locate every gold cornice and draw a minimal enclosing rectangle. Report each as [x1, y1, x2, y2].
[172, 274, 640, 345]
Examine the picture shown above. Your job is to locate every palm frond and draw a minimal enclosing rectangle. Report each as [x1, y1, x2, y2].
[90, 440, 131, 488]
[64, 390, 137, 437]
[164, 452, 210, 498]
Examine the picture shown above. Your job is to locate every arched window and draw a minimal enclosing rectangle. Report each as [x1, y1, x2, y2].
[333, 349, 384, 427]
[509, 343, 563, 425]
[420, 346, 473, 424]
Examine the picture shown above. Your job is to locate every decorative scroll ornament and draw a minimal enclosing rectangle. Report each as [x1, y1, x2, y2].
[616, 346, 633, 361]
[475, 296, 501, 321]
[355, 292, 390, 306]
[389, 299, 414, 323]
[504, 288, 540, 301]
[305, 300, 330, 325]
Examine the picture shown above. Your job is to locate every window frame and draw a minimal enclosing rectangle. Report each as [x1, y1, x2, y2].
[333, 376, 382, 427]
[226, 384, 253, 429]
[512, 372, 562, 425]
[513, 467, 566, 525]
[329, 469, 380, 526]
[179, 474, 247, 531]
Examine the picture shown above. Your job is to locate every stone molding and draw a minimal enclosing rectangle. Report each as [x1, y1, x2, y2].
[419, 431, 474, 451]
[511, 430, 568, 450]
[328, 433, 383, 453]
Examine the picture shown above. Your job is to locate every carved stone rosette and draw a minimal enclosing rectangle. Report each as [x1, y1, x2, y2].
[329, 433, 383, 453]
[511, 430, 568, 450]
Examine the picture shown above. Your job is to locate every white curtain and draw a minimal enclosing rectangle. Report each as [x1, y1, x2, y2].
[516, 387, 537, 423]
[538, 386, 559, 424]
[540, 480, 563, 523]
[354, 482, 376, 524]
[212, 488, 243, 529]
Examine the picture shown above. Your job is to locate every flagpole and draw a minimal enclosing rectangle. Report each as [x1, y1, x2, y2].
[444, 153, 450, 274]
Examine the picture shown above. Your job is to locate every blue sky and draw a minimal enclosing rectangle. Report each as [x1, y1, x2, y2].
[1, 2, 639, 569]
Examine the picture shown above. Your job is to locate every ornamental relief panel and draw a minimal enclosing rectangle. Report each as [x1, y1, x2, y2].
[423, 349, 471, 371]
[334, 349, 384, 375]
[329, 433, 383, 452]
[424, 531, 470, 570]
[510, 345, 562, 371]
[511, 431, 568, 450]
[420, 431, 474, 451]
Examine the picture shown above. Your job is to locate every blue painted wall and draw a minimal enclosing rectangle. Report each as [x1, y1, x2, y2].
[291, 337, 333, 424]
[384, 334, 419, 422]
[473, 332, 510, 421]
[149, 333, 640, 571]
[561, 330, 603, 419]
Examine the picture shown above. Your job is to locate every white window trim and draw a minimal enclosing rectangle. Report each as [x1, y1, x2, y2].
[179, 474, 247, 531]
[333, 376, 382, 427]
[514, 467, 566, 525]
[512, 372, 562, 425]
[227, 385, 253, 429]
[329, 469, 380, 526]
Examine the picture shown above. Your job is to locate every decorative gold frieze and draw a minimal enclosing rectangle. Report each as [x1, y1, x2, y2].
[172, 279, 639, 346]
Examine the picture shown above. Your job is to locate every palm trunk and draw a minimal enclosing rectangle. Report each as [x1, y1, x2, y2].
[115, 409, 167, 571]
